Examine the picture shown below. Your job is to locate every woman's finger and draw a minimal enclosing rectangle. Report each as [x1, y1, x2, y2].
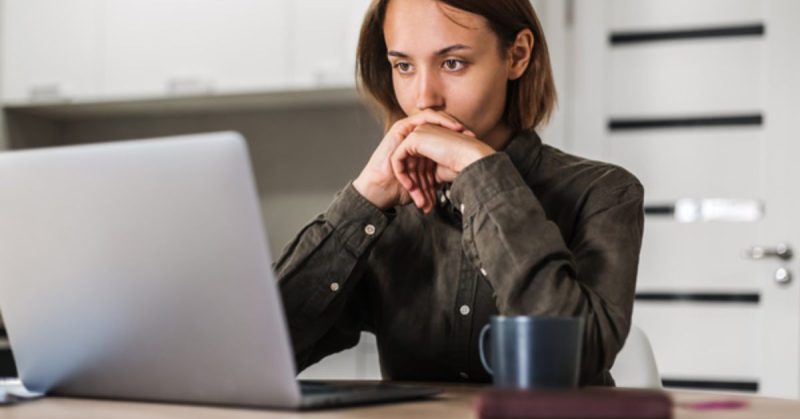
[419, 157, 434, 213]
[406, 156, 426, 209]
[409, 109, 464, 131]
[435, 165, 459, 184]
[393, 110, 463, 140]
[415, 157, 429, 212]
[426, 158, 437, 213]
[424, 158, 438, 214]
[390, 141, 415, 191]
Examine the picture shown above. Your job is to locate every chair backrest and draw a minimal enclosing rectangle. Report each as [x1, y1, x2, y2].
[610, 324, 662, 388]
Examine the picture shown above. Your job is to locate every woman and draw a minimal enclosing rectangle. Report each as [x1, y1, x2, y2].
[276, 0, 644, 386]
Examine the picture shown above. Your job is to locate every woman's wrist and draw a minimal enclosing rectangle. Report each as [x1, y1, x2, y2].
[353, 176, 393, 210]
[456, 143, 496, 173]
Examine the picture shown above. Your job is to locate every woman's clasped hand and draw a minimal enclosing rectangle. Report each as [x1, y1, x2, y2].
[352, 109, 495, 214]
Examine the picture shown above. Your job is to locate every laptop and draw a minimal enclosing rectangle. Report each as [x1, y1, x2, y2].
[0, 131, 441, 409]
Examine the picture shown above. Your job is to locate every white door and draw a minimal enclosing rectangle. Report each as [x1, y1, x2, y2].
[567, 0, 800, 397]
[757, 0, 800, 398]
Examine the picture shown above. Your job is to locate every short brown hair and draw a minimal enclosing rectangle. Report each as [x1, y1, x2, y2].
[356, 0, 557, 133]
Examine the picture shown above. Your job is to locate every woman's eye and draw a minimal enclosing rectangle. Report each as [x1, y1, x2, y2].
[394, 62, 412, 73]
[443, 59, 465, 71]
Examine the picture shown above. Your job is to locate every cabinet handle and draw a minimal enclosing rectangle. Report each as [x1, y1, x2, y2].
[165, 77, 214, 95]
[29, 83, 68, 102]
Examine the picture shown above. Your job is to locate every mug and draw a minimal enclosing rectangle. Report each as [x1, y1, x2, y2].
[479, 315, 584, 389]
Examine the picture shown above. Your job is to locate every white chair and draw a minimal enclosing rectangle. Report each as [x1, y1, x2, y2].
[610, 324, 662, 388]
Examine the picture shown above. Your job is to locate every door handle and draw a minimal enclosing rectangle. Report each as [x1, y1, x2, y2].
[774, 267, 793, 285]
[743, 243, 793, 261]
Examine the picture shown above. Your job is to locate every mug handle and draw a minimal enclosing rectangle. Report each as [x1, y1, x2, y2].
[478, 324, 493, 375]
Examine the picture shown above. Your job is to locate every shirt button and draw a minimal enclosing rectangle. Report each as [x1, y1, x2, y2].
[459, 372, 469, 379]
[459, 305, 471, 316]
[330, 282, 340, 292]
[364, 224, 376, 236]
[480, 268, 488, 277]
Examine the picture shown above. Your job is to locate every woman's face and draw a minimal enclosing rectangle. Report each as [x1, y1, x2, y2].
[383, 0, 512, 143]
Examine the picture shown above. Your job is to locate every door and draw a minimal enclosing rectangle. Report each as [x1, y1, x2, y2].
[567, 0, 800, 397]
[757, 0, 800, 398]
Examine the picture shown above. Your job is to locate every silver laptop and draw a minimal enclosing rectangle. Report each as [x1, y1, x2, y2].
[0, 132, 440, 409]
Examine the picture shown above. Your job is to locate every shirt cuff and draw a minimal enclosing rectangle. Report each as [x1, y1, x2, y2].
[324, 182, 394, 257]
[448, 152, 529, 217]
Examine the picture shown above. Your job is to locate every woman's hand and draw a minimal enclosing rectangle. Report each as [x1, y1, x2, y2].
[353, 110, 470, 211]
[390, 123, 496, 213]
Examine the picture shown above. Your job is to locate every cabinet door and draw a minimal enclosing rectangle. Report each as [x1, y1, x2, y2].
[1, 0, 103, 103]
[289, 0, 371, 88]
[103, 0, 289, 98]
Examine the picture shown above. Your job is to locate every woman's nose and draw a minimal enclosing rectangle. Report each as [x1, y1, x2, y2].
[416, 70, 445, 112]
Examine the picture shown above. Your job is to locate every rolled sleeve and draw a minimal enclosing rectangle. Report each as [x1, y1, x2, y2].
[325, 182, 393, 257]
[448, 152, 530, 218]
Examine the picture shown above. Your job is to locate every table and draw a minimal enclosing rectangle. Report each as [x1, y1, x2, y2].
[1, 385, 798, 418]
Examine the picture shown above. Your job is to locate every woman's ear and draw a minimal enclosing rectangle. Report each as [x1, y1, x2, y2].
[507, 28, 534, 81]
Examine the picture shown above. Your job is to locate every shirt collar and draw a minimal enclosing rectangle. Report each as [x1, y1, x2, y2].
[500, 129, 543, 179]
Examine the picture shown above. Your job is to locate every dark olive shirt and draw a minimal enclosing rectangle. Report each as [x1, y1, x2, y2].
[275, 129, 645, 386]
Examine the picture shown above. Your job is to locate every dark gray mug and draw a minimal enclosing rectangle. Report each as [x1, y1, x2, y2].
[479, 315, 584, 389]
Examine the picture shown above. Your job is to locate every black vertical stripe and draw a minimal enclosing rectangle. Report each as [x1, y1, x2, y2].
[644, 205, 675, 216]
[662, 379, 758, 392]
[609, 115, 762, 131]
[611, 24, 765, 45]
[636, 293, 760, 304]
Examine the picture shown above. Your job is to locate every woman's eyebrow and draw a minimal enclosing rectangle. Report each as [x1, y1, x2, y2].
[387, 44, 472, 58]
[435, 44, 472, 55]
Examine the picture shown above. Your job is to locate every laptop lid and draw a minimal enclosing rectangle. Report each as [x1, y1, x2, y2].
[0, 132, 302, 408]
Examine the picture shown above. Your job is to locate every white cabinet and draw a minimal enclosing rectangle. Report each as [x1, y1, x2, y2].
[1, 0, 104, 102]
[3, 0, 369, 103]
[103, 0, 290, 98]
[288, 0, 371, 88]
[1, 0, 373, 103]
